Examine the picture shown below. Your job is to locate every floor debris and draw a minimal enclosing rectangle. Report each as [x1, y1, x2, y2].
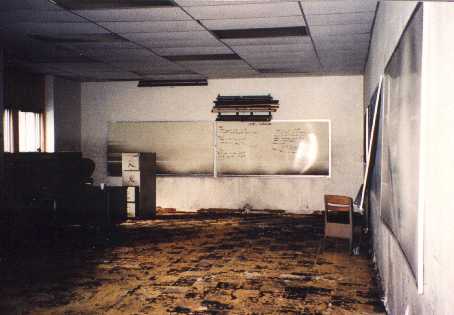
[0, 213, 385, 314]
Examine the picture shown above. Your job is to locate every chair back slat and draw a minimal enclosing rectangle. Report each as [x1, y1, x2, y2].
[324, 195, 353, 212]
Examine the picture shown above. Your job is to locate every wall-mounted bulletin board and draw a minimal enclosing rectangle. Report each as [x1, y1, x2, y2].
[107, 120, 330, 177]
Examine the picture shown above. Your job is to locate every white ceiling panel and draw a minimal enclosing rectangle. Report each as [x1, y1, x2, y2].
[315, 38, 369, 51]
[0, 10, 85, 25]
[75, 7, 191, 22]
[26, 0, 63, 11]
[80, 48, 159, 61]
[139, 38, 223, 49]
[122, 31, 216, 42]
[232, 43, 314, 55]
[62, 41, 141, 50]
[224, 36, 309, 46]
[201, 16, 304, 31]
[67, 69, 140, 77]
[319, 50, 368, 62]
[178, 60, 250, 68]
[247, 54, 319, 64]
[154, 46, 231, 56]
[184, 2, 301, 20]
[41, 62, 116, 72]
[6, 22, 108, 35]
[310, 23, 371, 37]
[198, 69, 258, 77]
[311, 33, 370, 44]
[305, 12, 375, 26]
[301, 1, 377, 15]
[100, 20, 204, 34]
[114, 61, 189, 72]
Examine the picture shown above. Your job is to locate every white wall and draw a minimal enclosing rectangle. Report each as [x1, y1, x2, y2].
[420, 3, 454, 314]
[365, 1, 418, 102]
[54, 77, 81, 152]
[366, 2, 454, 314]
[81, 75, 363, 212]
[44, 75, 54, 152]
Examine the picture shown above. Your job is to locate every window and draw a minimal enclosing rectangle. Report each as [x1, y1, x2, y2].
[18, 111, 43, 152]
[3, 109, 44, 152]
[3, 109, 14, 152]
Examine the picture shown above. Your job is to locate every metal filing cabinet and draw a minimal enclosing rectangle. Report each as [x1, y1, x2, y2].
[122, 153, 156, 219]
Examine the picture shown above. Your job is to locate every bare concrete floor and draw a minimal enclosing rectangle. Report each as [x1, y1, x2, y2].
[0, 213, 385, 314]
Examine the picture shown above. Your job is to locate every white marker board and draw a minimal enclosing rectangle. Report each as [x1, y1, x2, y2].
[215, 121, 330, 176]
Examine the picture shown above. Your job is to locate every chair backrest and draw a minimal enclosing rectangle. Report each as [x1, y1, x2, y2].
[324, 195, 353, 212]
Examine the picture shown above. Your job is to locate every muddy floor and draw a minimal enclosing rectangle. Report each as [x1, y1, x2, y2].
[0, 213, 385, 314]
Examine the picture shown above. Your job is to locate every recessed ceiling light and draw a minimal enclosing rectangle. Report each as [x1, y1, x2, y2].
[138, 79, 208, 87]
[213, 27, 307, 39]
[51, 0, 176, 10]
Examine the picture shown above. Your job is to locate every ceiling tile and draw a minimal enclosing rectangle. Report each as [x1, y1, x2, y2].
[301, 0, 377, 15]
[114, 61, 189, 73]
[138, 38, 223, 49]
[0, 10, 85, 26]
[154, 46, 231, 56]
[305, 12, 375, 26]
[184, 2, 301, 20]
[223, 36, 309, 46]
[311, 33, 370, 44]
[100, 20, 204, 34]
[6, 22, 108, 35]
[201, 16, 304, 31]
[232, 43, 314, 55]
[62, 41, 141, 50]
[80, 48, 159, 61]
[121, 30, 216, 42]
[309, 23, 372, 37]
[314, 38, 370, 51]
[75, 7, 191, 22]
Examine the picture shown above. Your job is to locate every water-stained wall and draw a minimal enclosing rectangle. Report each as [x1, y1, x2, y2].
[81, 75, 363, 212]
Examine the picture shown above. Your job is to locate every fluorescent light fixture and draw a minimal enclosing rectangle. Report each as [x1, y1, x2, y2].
[213, 27, 307, 39]
[138, 79, 208, 87]
[51, 0, 176, 10]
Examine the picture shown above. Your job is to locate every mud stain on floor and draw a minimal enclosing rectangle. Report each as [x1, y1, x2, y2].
[0, 213, 385, 314]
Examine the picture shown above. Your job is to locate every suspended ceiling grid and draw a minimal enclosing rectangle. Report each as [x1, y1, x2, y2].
[0, 0, 377, 81]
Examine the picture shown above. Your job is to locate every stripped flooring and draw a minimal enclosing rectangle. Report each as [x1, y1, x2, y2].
[0, 213, 385, 314]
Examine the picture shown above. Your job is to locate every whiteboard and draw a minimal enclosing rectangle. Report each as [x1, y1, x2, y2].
[108, 121, 214, 175]
[215, 121, 330, 176]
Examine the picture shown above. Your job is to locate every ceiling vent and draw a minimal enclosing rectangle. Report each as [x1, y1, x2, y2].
[50, 0, 176, 10]
[212, 26, 307, 39]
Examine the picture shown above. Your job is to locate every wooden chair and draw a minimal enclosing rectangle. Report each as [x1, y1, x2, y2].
[324, 195, 353, 251]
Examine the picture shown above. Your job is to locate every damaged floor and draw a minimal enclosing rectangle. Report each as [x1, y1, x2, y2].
[0, 213, 385, 314]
